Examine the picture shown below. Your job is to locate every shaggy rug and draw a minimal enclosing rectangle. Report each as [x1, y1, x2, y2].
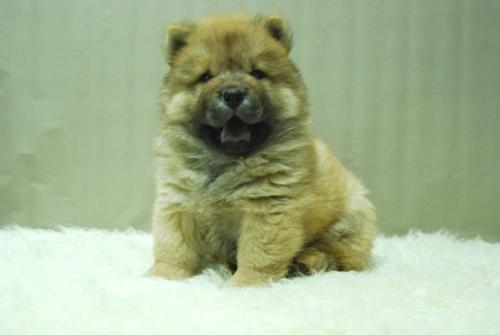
[0, 227, 499, 335]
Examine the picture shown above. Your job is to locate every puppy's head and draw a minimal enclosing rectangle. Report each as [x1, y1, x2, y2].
[161, 13, 307, 157]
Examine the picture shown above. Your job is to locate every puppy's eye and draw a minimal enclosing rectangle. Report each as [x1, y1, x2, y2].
[250, 69, 266, 80]
[198, 72, 213, 83]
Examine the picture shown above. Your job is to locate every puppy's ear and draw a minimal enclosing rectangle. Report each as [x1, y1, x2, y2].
[255, 13, 292, 53]
[164, 22, 195, 65]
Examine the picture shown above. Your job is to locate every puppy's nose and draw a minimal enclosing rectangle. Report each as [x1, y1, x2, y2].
[222, 88, 246, 109]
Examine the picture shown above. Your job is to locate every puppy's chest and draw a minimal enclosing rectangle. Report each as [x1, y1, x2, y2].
[197, 205, 242, 236]
[191, 184, 244, 229]
[171, 161, 296, 223]
[189, 194, 242, 257]
[179, 171, 245, 222]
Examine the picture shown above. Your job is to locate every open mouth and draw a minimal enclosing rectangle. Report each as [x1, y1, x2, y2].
[199, 117, 271, 156]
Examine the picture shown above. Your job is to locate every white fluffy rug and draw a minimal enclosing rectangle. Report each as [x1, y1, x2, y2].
[1, 227, 499, 335]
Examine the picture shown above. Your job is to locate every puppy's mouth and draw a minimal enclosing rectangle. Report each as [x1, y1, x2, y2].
[199, 117, 271, 156]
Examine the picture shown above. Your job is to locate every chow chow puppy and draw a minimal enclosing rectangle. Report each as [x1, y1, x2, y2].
[147, 13, 376, 286]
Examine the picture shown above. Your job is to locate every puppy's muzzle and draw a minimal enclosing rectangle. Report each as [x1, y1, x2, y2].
[207, 88, 263, 128]
[223, 88, 263, 125]
[222, 87, 246, 109]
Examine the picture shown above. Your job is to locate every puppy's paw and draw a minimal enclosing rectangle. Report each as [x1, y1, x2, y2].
[229, 270, 274, 287]
[288, 248, 336, 276]
[146, 262, 193, 280]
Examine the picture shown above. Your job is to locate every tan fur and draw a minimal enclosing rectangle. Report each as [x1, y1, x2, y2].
[147, 13, 377, 286]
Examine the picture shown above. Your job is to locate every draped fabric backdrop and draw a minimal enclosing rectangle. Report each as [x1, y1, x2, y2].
[1, 0, 499, 240]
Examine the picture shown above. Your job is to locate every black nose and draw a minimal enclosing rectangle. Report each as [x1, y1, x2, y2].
[222, 88, 246, 109]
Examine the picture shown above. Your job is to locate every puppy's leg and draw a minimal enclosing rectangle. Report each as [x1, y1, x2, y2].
[230, 212, 304, 286]
[147, 211, 201, 279]
[292, 183, 376, 274]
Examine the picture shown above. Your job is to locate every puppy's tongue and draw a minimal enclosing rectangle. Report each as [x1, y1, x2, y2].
[220, 118, 250, 144]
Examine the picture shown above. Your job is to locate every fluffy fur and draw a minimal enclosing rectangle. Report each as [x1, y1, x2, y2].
[148, 13, 376, 285]
[2, 227, 499, 335]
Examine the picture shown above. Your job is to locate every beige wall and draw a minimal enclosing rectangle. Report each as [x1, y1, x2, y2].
[1, 0, 499, 240]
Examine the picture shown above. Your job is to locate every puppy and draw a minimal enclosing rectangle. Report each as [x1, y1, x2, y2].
[147, 13, 376, 286]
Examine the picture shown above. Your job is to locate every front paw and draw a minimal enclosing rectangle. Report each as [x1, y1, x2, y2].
[146, 262, 193, 280]
[229, 269, 280, 286]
